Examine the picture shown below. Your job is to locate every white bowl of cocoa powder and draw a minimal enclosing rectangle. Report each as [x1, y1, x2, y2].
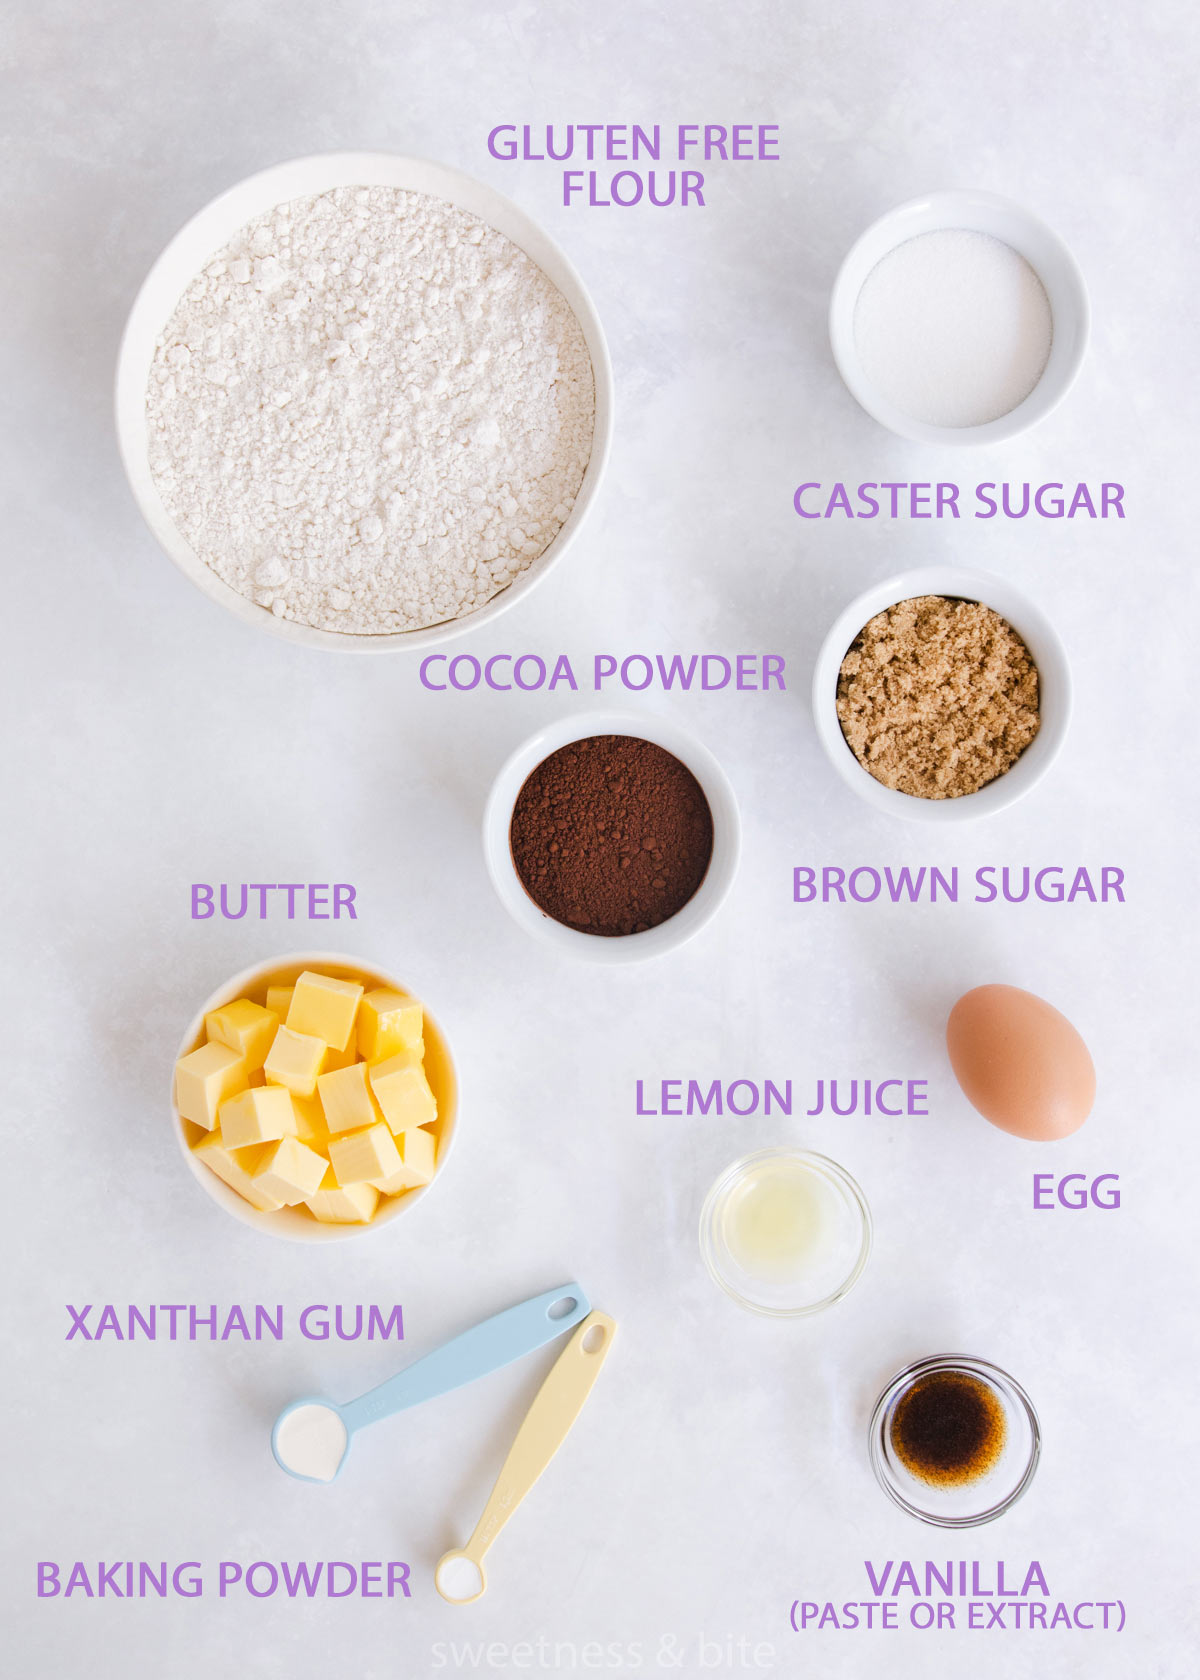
[811, 567, 1071, 821]
[482, 709, 741, 962]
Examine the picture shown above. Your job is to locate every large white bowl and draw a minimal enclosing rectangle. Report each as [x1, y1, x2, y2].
[483, 710, 741, 963]
[171, 952, 458, 1242]
[829, 190, 1089, 446]
[811, 567, 1071, 822]
[117, 153, 613, 651]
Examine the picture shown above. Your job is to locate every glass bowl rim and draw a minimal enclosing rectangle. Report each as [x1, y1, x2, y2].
[868, 1352, 1042, 1527]
[698, 1146, 873, 1318]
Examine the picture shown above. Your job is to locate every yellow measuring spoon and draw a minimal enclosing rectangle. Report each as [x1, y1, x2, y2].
[435, 1311, 616, 1604]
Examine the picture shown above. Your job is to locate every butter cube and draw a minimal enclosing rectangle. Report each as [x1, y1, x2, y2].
[219, 1085, 298, 1149]
[192, 1130, 282, 1212]
[328, 1122, 402, 1186]
[369, 1053, 438, 1134]
[306, 1171, 379, 1225]
[291, 1092, 331, 1148]
[175, 1041, 248, 1130]
[371, 1126, 437, 1194]
[263, 1025, 326, 1097]
[250, 1135, 328, 1206]
[321, 1036, 359, 1072]
[286, 971, 363, 1053]
[358, 988, 424, 1063]
[317, 1061, 383, 1135]
[205, 997, 278, 1072]
[265, 984, 294, 1019]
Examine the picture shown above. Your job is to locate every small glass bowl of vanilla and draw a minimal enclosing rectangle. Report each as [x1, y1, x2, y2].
[699, 1148, 872, 1317]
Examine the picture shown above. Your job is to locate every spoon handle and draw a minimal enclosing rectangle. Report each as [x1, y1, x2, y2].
[340, 1284, 589, 1431]
[464, 1311, 616, 1565]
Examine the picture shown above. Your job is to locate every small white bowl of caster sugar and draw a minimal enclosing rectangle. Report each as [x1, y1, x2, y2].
[117, 154, 612, 649]
[829, 190, 1088, 445]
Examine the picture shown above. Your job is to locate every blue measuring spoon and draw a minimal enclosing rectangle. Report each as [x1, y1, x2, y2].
[271, 1283, 589, 1483]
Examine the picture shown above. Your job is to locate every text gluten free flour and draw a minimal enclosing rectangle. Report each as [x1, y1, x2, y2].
[146, 186, 595, 634]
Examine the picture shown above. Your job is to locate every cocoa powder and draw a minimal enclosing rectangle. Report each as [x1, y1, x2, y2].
[509, 735, 714, 936]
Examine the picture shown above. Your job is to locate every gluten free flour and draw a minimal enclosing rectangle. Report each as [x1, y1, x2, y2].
[146, 186, 595, 634]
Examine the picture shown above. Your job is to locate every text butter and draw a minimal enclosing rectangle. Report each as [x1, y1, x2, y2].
[191, 883, 357, 919]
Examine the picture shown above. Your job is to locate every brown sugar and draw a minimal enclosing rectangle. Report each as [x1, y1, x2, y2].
[836, 594, 1040, 799]
[508, 735, 714, 937]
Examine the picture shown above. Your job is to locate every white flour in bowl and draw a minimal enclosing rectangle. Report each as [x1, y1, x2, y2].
[145, 186, 595, 634]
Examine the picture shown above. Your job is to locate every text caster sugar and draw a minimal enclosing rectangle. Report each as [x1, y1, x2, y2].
[145, 185, 595, 635]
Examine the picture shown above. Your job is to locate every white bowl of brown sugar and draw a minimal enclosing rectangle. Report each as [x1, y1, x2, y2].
[811, 567, 1071, 821]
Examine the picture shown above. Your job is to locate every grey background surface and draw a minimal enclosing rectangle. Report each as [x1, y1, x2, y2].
[4, 2, 1197, 1675]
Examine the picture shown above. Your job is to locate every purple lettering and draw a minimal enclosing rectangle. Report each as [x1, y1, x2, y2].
[367, 1305, 404, 1341]
[65, 1304, 92, 1341]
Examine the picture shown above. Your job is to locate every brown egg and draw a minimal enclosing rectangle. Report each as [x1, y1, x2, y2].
[946, 984, 1095, 1141]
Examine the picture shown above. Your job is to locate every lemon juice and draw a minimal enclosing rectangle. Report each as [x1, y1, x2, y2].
[720, 1156, 837, 1284]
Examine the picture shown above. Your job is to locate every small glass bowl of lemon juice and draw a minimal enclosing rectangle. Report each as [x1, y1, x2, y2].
[699, 1148, 872, 1316]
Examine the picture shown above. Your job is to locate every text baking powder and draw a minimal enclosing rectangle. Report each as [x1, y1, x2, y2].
[146, 186, 595, 634]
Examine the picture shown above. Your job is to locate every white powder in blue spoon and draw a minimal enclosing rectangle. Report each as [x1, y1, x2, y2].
[853, 229, 1053, 428]
[274, 1403, 347, 1481]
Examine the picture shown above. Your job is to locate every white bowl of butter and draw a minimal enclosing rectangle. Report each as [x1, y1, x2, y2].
[171, 952, 458, 1242]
